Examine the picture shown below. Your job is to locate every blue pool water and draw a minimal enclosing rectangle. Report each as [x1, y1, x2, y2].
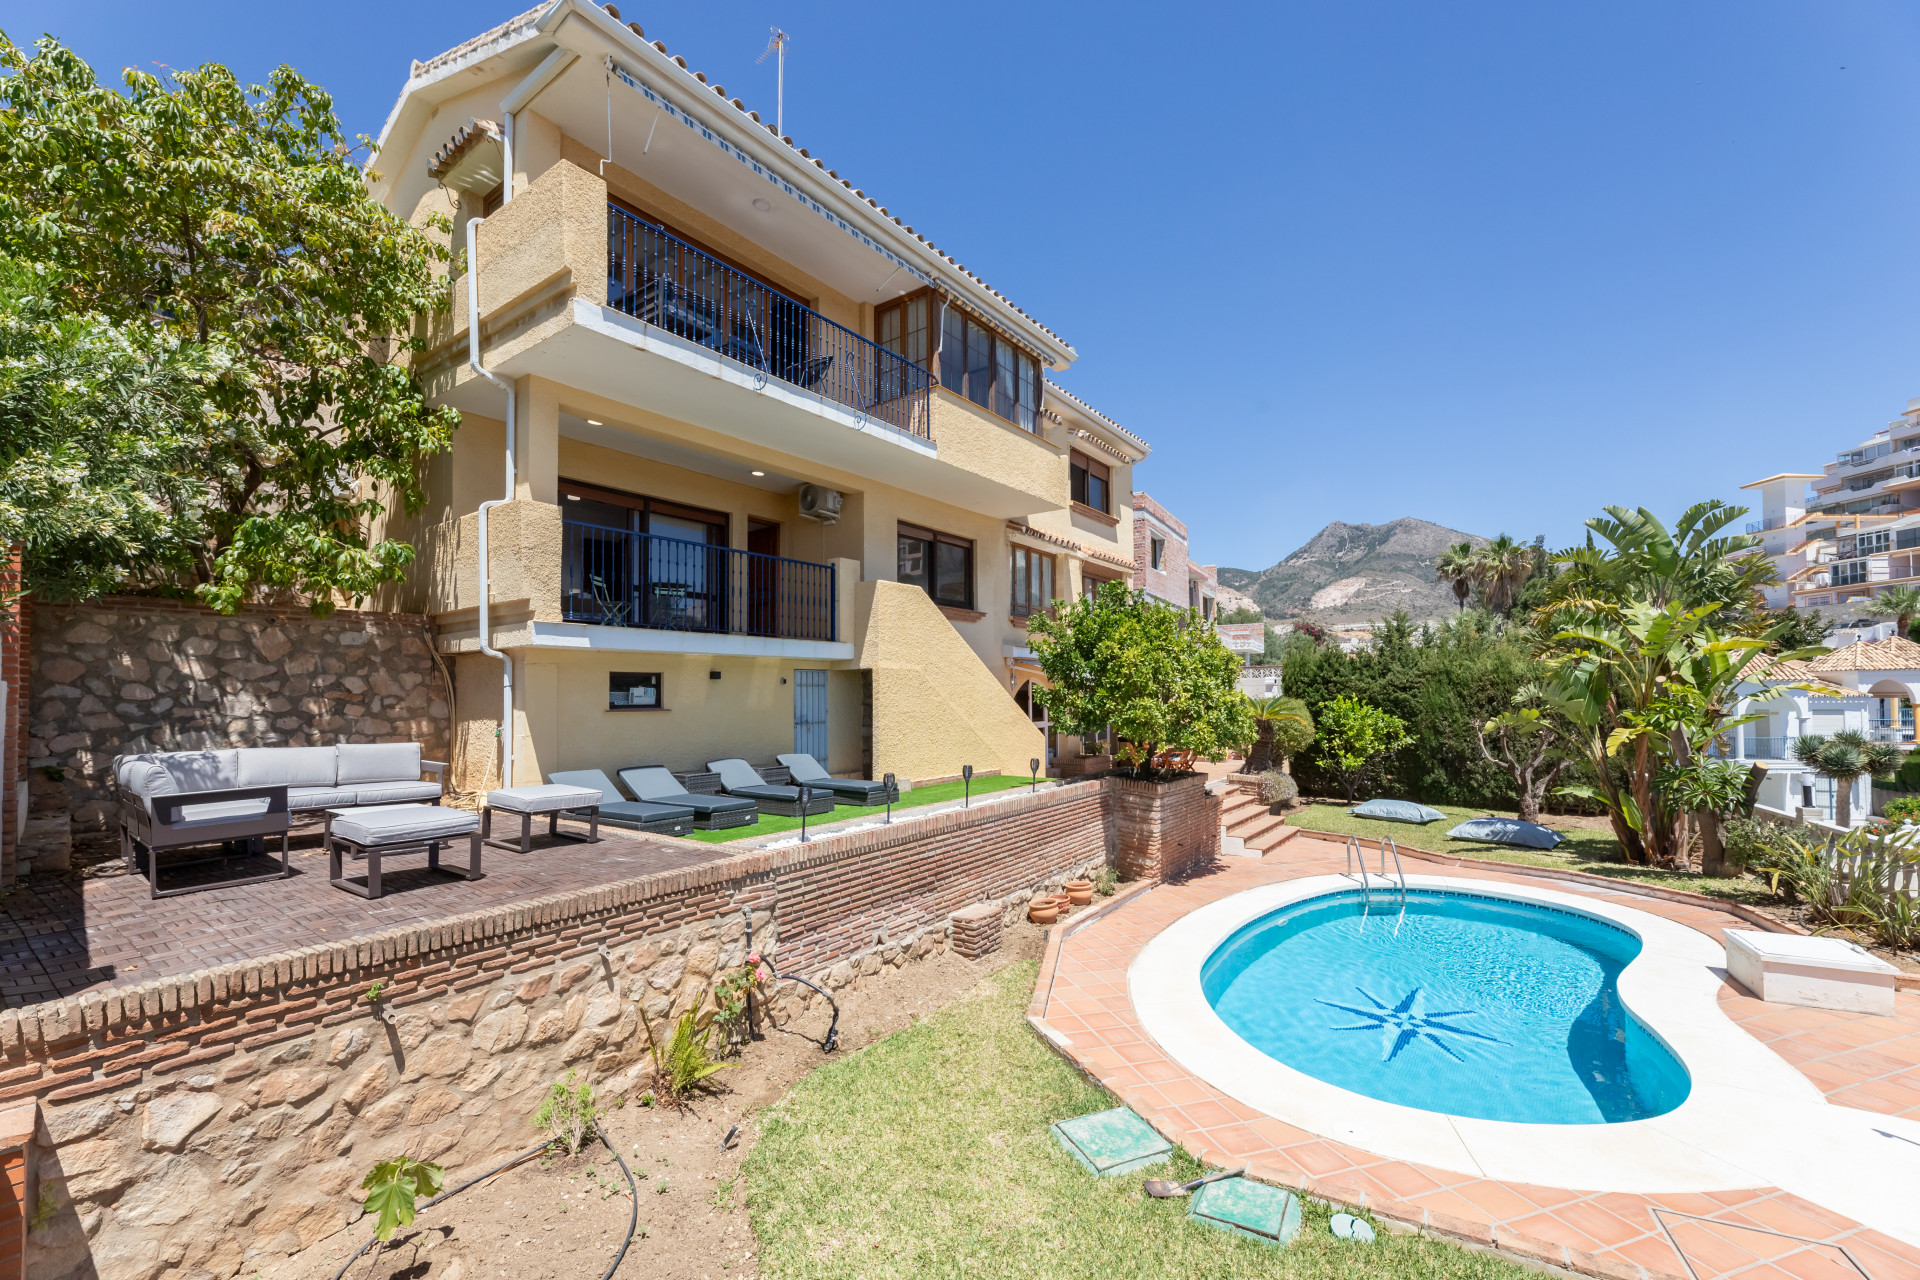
[1201, 889, 1690, 1124]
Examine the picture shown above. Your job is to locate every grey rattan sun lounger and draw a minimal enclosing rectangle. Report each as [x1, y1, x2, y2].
[775, 753, 897, 805]
[706, 758, 836, 819]
[618, 767, 759, 830]
[546, 770, 695, 837]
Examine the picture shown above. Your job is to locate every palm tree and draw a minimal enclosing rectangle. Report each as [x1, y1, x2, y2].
[1435, 542, 1478, 612]
[1474, 534, 1535, 615]
[1865, 584, 1920, 638]
[1242, 696, 1314, 774]
[1792, 730, 1901, 828]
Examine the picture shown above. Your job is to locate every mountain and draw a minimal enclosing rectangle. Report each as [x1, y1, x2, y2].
[1219, 519, 1486, 623]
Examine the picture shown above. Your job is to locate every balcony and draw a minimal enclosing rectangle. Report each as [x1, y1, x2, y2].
[1745, 516, 1785, 533]
[1869, 718, 1917, 745]
[607, 205, 931, 439]
[1740, 735, 1788, 759]
[561, 521, 836, 643]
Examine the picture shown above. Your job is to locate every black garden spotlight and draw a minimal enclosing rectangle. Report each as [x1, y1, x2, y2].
[798, 784, 812, 842]
[1030, 757, 1040, 792]
[962, 763, 974, 808]
[883, 773, 895, 824]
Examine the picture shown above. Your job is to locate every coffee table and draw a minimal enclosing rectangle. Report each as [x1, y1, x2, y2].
[326, 803, 483, 899]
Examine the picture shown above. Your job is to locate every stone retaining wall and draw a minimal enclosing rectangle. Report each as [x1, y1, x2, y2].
[0, 774, 1220, 1279]
[27, 598, 452, 835]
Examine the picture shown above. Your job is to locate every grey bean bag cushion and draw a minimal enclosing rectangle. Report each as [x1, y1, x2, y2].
[1349, 798, 1448, 825]
[1445, 816, 1565, 849]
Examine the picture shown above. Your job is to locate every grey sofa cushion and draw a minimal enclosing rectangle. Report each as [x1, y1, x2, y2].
[337, 742, 422, 785]
[125, 751, 240, 798]
[237, 746, 339, 789]
[487, 784, 604, 814]
[288, 786, 360, 811]
[353, 782, 445, 806]
[331, 804, 478, 847]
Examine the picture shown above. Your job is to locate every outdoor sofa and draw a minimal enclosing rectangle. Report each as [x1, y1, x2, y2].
[112, 743, 444, 896]
[707, 758, 836, 818]
[775, 753, 898, 805]
[619, 766, 759, 830]
[546, 770, 696, 837]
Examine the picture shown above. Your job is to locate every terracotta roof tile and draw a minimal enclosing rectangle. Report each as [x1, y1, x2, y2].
[1739, 653, 1846, 692]
[1804, 635, 1920, 673]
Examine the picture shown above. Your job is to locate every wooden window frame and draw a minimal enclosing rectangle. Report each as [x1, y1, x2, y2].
[1010, 545, 1056, 619]
[1070, 450, 1111, 514]
[931, 297, 1042, 434]
[560, 478, 730, 545]
[897, 521, 975, 612]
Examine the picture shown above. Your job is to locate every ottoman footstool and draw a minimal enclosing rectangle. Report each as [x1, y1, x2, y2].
[327, 803, 482, 899]
[482, 784, 605, 854]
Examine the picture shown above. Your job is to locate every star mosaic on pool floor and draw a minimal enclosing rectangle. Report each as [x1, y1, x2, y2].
[1317, 985, 1506, 1062]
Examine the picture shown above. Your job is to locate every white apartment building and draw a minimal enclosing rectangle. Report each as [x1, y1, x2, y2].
[1742, 397, 1920, 614]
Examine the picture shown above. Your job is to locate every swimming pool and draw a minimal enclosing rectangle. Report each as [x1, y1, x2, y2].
[1200, 887, 1691, 1124]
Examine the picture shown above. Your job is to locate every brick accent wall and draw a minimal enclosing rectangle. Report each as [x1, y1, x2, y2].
[1130, 492, 1192, 607]
[28, 597, 451, 835]
[0, 777, 1143, 1278]
[1111, 772, 1220, 881]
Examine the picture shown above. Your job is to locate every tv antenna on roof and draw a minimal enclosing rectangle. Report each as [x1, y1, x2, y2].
[757, 28, 790, 138]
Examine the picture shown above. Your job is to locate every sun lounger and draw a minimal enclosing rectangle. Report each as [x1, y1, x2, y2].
[618, 767, 760, 830]
[705, 758, 836, 818]
[775, 753, 897, 805]
[546, 770, 695, 837]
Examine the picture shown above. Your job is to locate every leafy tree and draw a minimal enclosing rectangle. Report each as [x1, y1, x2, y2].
[1217, 605, 1264, 624]
[1792, 731, 1900, 829]
[1864, 585, 1920, 638]
[0, 268, 210, 600]
[0, 34, 458, 612]
[1764, 606, 1833, 653]
[1028, 582, 1255, 779]
[1474, 685, 1572, 823]
[1312, 694, 1411, 802]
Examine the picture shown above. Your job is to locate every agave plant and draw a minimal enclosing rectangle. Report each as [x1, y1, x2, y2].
[1792, 731, 1901, 829]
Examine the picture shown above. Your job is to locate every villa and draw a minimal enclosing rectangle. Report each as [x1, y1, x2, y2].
[364, 0, 1154, 792]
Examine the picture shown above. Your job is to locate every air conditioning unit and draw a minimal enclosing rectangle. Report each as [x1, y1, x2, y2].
[797, 485, 843, 524]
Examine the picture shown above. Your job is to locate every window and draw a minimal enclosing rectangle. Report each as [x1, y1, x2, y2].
[897, 522, 974, 610]
[875, 294, 930, 368]
[1010, 547, 1055, 618]
[1897, 528, 1920, 550]
[1070, 451, 1110, 513]
[1189, 580, 1199, 610]
[482, 183, 504, 216]
[1834, 559, 1870, 586]
[609, 671, 662, 710]
[937, 301, 1040, 432]
[1860, 530, 1891, 556]
[1082, 572, 1116, 602]
[1150, 536, 1166, 571]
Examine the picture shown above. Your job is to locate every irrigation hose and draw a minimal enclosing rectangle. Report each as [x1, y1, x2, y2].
[327, 1123, 642, 1280]
[744, 908, 841, 1053]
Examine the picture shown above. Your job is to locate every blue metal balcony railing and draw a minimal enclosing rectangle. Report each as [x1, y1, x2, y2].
[607, 205, 933, 439]
[562, 522, 836, 642]
[1742, 735, 1788, 759]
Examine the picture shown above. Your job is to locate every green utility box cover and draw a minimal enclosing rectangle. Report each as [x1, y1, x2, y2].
[1050, 1107, 1171, 1177]
[1188, 1178, 1302, 1246]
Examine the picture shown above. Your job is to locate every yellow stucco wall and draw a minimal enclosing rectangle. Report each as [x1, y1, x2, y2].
[856, 580, 1045, 783]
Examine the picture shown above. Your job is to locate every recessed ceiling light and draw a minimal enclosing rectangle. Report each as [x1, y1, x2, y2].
[752, 198, 772, 212]
[750, 470, 765, 477]
[586, 418, 602, 425]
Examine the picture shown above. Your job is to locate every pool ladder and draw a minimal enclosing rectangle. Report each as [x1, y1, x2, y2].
[1346, 833, 1408, 916]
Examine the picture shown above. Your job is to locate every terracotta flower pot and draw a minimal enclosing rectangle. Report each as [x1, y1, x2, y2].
[1028, 899, 1061, 925]
[1064, 880, 1094, 906]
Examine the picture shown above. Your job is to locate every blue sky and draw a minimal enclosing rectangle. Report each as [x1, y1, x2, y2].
[11, 2, 1920, 571]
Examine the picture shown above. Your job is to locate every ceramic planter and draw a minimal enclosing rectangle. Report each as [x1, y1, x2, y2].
[1064, 880, 1094, 906]
[1029, 899, 1062, 925]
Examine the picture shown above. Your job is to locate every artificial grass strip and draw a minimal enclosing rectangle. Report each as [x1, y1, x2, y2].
[744, 962, 1533, 1279]
[683, 774, 1037, 843]
[1282, 801, 1774, 905]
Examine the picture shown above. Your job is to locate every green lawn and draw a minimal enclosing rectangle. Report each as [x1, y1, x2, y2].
[745, 962, 1532, 1279]
[683, 773, 1037, 843]
[1282, 801, 1774, 905]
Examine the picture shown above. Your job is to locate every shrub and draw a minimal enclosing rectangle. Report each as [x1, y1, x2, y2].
[359, 1155, 445, 1242]
[533, 1070, 600, 1156]
[638, 999, 731, 1101]
[1721, 817, 1794, 874]
[1094, 866, 1118, 896]
[1882, 795, 1920, 825]
[1256, 770, 1298, 809]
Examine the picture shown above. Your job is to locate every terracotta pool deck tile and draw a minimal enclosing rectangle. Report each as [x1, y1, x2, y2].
[1669, 1220, 1814, 1276]
[1505, 1210, 1610, 1254]
[1443, 1179, 1556, 1225]
[1244, 1116, 1319, 1150]
[1555, 1198, 1659, 1250]
[1735, 1196, 1866, 1242]
[1364, 1160, 1449, 1202]
[1774, 1251, 1873, 1280]
[1284, 1140, 1361, 1179]
[1611, 1232, 1694, 1276]
[1844, 1232, 1920, 1277]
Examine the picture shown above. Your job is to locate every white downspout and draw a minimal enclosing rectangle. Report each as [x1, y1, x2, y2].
[467, 214, 516, 789]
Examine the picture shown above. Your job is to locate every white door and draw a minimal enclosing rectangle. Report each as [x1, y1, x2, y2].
[793, 669, 829, 762]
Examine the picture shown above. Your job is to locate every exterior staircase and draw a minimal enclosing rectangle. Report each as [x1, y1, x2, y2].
[1215, 782, 1301, 858]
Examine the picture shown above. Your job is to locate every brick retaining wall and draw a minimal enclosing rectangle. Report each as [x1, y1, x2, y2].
[26, 597, 452, 838]
[1111, 772, 1219, 880]
[0, 773, 1219, 1278]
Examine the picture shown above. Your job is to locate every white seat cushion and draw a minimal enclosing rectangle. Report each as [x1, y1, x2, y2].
[237, 746, 339, 789]
[288, 786, 359, 810]
[353, 782, 445, 806]
[330, 804, 478, 847]
[170, 798, 273, 828]
[486, 784, 604, 814]
[337, 742, 422, 785]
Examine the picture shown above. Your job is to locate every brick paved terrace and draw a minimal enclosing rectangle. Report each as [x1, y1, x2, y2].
[0, 821, 719, 1007]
